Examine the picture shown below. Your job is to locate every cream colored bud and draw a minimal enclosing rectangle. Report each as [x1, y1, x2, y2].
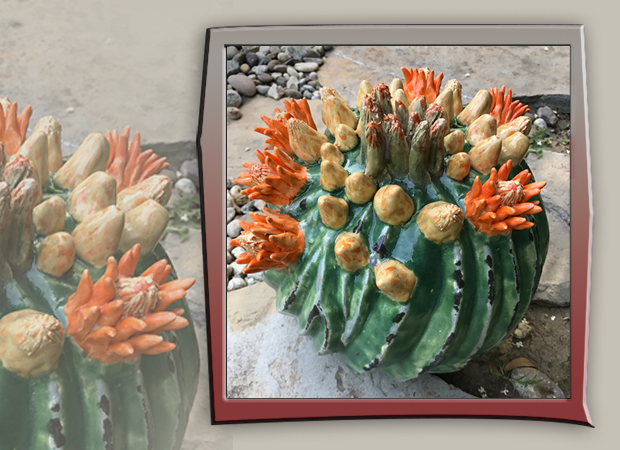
[72, 205, 124, 268]
[33, 116, 63, 172]
[356, 80, 374, 109]
[334, 232, 369, 272]
[457, 90, 492, 125]
[119, 199, 169, 254]
[469, 135, 502, 175]
[391, 89, 410, 114]
[321, 86, 358, 136]
[320, 160, 347, 191]
[389, 78, 404, 96]
[0, 309, 65, 378]
[445, 79, 463, 114]
[435, 88, 454, 124]
[33, 196, 66, 236]
[68, 171, 117, 222]
[334, 124, 358, 152]
[116, 175, 172, 212]
[498, 132, 530, 166]
[320, 142, 344, 165]
[444, 130, 465, 155]
[373, 185, 414, 226]
[345, 172, 377, 205]
[287, 118, 328, 164]
[318, 196, 349, 229]
[375, 260, 417, 303]
[417, 201, 464, 245]
[497, 116, 533, 140]
[466, 114, 497, 146]
[54, 132, 110, 189]
[446, 153, 471, 181]
[36, 232, 75, 277]
[19, 129, 49, 186]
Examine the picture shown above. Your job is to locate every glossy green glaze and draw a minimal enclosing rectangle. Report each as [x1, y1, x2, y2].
[0, 197, 200, 449]
[263, 124, 549, 380]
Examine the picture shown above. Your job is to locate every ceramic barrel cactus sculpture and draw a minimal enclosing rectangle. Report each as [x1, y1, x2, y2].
[0, 99, 199, 450]
[232, 68, 549, 381]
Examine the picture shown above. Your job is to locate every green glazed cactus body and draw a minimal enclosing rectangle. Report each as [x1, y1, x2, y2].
[234, 70, 549, 381]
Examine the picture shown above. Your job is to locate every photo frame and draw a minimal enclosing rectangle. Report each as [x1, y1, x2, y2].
[198, 25, 591, 425]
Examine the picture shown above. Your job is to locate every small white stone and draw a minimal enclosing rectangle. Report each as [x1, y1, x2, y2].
[227, 277, 247, 291]
[230, 262, 246, 276]
[231, 246, 245, 259]
[227, 207, 236, 223]
[175, 177, 197, 195]
[226, 220, 242, 238]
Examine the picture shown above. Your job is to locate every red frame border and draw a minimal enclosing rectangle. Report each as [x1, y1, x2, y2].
[197, 25, 592, 426]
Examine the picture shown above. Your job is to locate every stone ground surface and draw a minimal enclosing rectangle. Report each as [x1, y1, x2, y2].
[0, 6, 572, 444]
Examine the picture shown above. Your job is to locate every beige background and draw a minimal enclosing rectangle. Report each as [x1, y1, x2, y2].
[4, 0, 616, 448]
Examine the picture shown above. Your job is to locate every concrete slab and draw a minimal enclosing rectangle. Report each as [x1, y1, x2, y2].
[320, 46, 570, 105]
[227, 309, 475, 399]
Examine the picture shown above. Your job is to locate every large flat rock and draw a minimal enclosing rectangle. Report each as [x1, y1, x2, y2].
[227, 284, 474, 399]
[526, 151, 571, 306]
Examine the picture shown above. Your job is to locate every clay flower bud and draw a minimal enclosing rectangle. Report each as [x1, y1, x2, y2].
[417, 201, 464, 244]
[320, 160, 347, 191]
[36, 232, 75, 277]
[72, 205, 125, 268]
[287, 118, 328, 164]
[321, 86, 358, 136]
[356, 80, 373, 109]
[409, 96, 427, 119]
[2, 154, 37, 192]
[320, 142, 344, 165]
[33, 116, 63, 172]
[8, 178, 39, 270]
[318, 196, 349, 229]
[0, 182, 10, 253]
[364, 122, 387, 180]
[446, 153, 471, 181]
[389, 78, 405, 96]
[68, 171, 117, 222]
[54, 132, 110, 189]
[469, 135, 502, 175]
[334, 232, 369, 272]
[466, 114, 497, 146]
[375, 260, 417, 303]
[19, 129, 49, 186]
[497, 116, 533, 140]
[33, 196, 66, 236]
[116, 175, 172, 212]
[498, 132, 530, 166]
[345, 172, 377, 205]
[444, 129, 465, 155]
[334, 124, 358, 152]
[119, 199, 169, 254]
[0, 309, 65, 378]
[457, 90, 492, 125]
[373, 83, 393, 116]
[434, 88, 454, 124]
[445, 79, 463, 114]
[373, 185, 414, 226]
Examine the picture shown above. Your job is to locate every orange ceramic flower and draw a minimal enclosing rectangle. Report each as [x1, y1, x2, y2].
[255, 98, 317, 155]
[464, 160, 546, 235]
[230, 207, 304, 274]
[105, 126, 169, 192]
[489, 86, 530, 126]
[233, 147, 307, 206]
[0, 98, 32, 156]
[401, 67, 444, 104]
[64, 244, 193, 363]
